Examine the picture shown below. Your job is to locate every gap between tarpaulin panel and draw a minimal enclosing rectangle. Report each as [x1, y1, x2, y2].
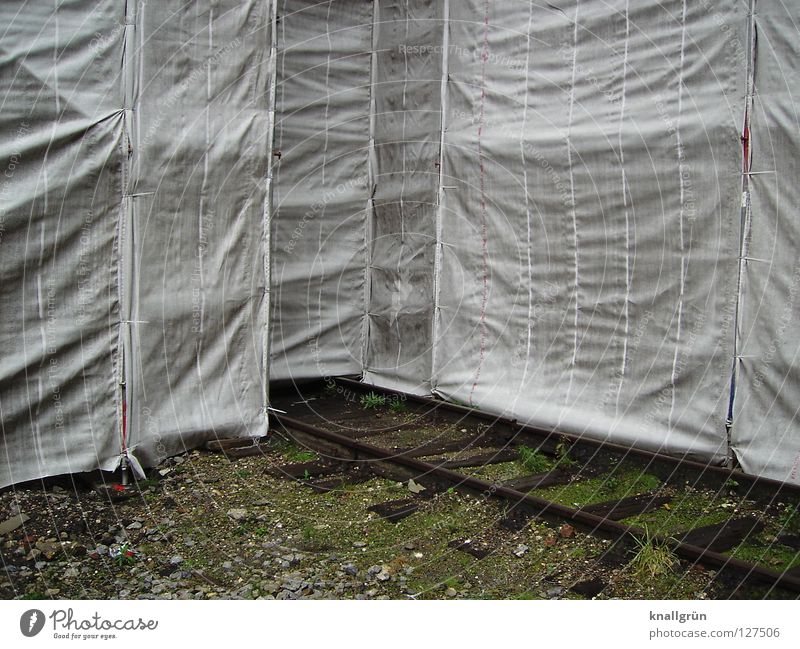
[430, 0, 450, 396]
[727, 0, 758, 469]
[361, 0, 379, 380]
[262, 0, 280, 425]
[117, 0, 144, 480]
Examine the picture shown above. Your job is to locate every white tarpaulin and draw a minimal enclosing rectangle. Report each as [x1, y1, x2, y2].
[0, 1, 125, 486]
[363, 0, 443, 395]
[2, 0, 799, 486]
[269, 0, 373, 384]
[731, 2, 800, 483]
[0, 1, 273, 487]
[124, 2, 272, 467]
[431, 0, 744, 464]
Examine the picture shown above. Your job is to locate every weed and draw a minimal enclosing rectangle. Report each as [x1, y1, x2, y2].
[21, 591, 46, 600]
[323, 380, 337, 395]
[360, 391, 386, 409]
[512, 591, 538, 600]
[568, 547, 587, 560]
[235, 469, 251, 479]
[554, 440, 576, 467]
[517, 446, 552, 474]
[233, 523, 253, 537]
[442, 576, 462, 590]
[286, 448, 317, 463]
[389, 398, 408, 414]
[113, 543, 136, 566]
[777, 505, 799, 535]
[303, 469, 311, 481]
[253, 526, 269, 538]
[629, 527, 677, 579]
[299, 523, 329, 551]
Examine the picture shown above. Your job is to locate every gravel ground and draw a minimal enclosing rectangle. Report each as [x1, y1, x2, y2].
[0, 434, 783, 600]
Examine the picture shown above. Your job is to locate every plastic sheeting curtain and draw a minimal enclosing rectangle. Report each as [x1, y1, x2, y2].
[269, 1, 373, 384]
[431, 0, 744, 465]
[731, 2, 800, 482]
[0, 1, 126, 486]
[2, 0, 799, 486]
[0, 1, 273, 488]
[267, 1, 753, 471]
[124, 2, 273, 467]
[362, 0, 443, 395]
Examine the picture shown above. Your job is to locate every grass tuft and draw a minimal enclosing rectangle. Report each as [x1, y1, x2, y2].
[360, 391, 386, 409]
[517, 445, 553, 474]
[629, 527, 677, 579]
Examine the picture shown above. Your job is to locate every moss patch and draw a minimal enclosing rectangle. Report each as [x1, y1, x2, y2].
[622, 488, 731, 536]
[535, 470, 662, 508]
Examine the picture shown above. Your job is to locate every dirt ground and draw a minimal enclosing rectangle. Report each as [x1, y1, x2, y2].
[0, 428, 794, 600]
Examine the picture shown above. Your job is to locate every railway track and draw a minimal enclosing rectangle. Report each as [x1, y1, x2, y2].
[249, 378, 800, 597]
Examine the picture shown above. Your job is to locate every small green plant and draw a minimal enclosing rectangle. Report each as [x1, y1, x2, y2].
[253, 526, 269, 538]
[389, 398, 408, 414]
[442, 576, 462, 590]
[286, 448, 317, 463]
[512, 591, 537, 600]
[323, 379, 337, 395]
[360, 391, 386, 409]
[114, 543, 136, 566]
[629, 528, 677, 579]
[233, 522, 255, 537]
[235, 469, 251, 479]
[569, 546, 587, 560]
[777, 505, 799, 535]
[21, 591, 47, 600]
[517, 445, 552, 474]
[554, 440, 576, 467]
[303, 469, 311, 481]
[299, 523, 329, 551]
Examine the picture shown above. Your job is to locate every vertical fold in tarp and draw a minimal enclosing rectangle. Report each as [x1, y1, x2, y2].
[270, 1, 373, 383]
[124, 2, 272, 466]
[0, 1, 125, 488]
[432, 0, 744, 462]
[731, 2, 800, 483]
[363, 0, 443, 394]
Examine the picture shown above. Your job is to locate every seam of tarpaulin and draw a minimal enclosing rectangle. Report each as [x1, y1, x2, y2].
[362, 0, 380, 377]
[466, 0, 492, 409]
[728, 0, 758, 470]
[666, 0, 689, 439]
[263, 0, 280, 424]
[117, 0, 141, 479]
[430, 0, 450, 395]
[509, 0, 536, 418]
[561, 3, 580, 428]
[612, 0, 631, 421]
